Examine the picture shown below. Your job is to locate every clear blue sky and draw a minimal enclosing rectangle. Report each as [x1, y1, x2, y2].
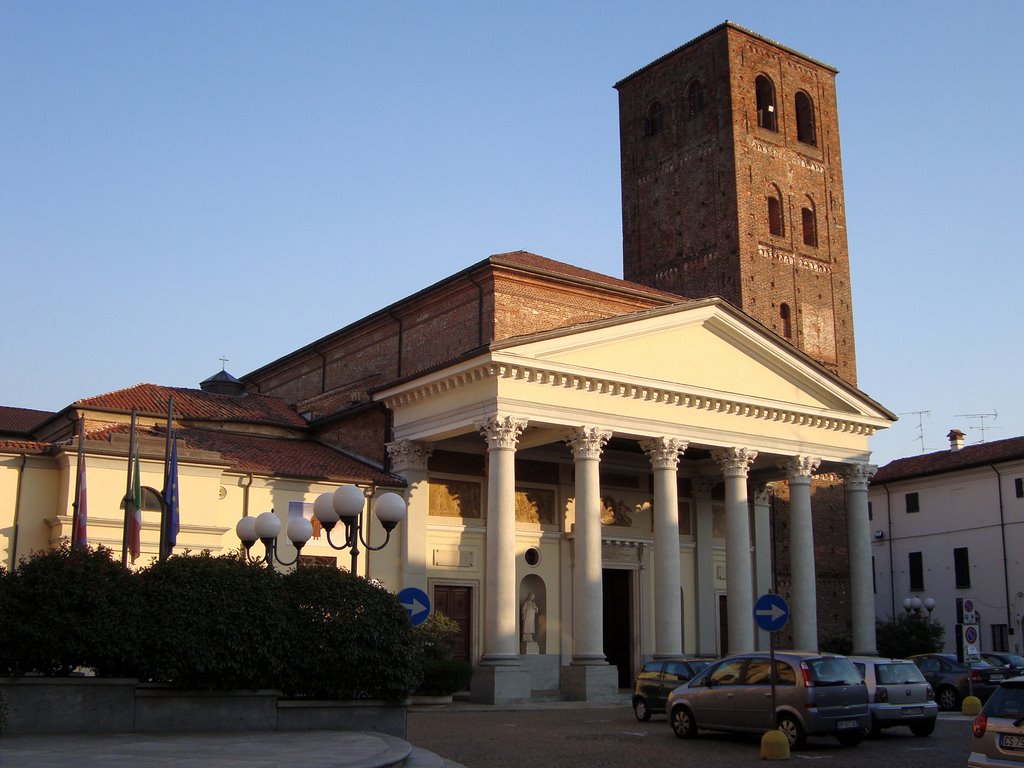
[3, 1, 1021, 467]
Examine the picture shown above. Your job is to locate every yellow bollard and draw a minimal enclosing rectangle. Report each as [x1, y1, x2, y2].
[761, 729, 791, 760]
[962, 696, 982, 716]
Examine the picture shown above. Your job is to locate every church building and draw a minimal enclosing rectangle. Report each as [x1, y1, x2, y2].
[0, 23, 893, 704]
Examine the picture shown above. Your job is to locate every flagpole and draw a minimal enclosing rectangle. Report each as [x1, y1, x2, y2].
[70, 417, 87, 551]
[160, 396, 174, 561]
[122, 409, 137, 566]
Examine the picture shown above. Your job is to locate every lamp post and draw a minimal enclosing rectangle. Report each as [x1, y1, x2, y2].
[312, 485, 407, 574]
[902, 596, 935, 617]
[236, 510, 312, 571]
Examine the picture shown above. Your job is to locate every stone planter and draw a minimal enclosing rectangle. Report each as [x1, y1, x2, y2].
[0, 677, 136, 735]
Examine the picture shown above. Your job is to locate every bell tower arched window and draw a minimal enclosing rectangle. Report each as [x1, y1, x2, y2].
[795, 91, 816, 145]
[801, 197, 818, 247]
[756, 75, 777, 131]
[645, 100, 665, 137]
[686, 80, 706, 117]
[780, 303, 793, 339]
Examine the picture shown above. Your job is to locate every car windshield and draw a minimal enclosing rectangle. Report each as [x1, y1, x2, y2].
[1002, 654, 1024, 667]
[985, 684, 1024, 718]
[877, 663, 927, 685]
[805, 657, 861, 686]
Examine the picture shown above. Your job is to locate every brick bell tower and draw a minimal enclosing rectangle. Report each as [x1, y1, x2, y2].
[615, 22, 857, 385]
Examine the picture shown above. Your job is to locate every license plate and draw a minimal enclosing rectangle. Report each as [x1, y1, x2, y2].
[991, 674, 1004, 681]
[902, 707, 923, 716]
[1001, 734, 1024, 750]
[837, 720, 861, 730]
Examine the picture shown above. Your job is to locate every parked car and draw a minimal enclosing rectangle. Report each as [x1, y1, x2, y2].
[969, 676, 1024, 767]
[981, 652, 1024, 678]
[632, 657, 713, 721]
[849, 656, 937, 737]
[908, 653, 1006, 711]
[666, 651, 869, 749]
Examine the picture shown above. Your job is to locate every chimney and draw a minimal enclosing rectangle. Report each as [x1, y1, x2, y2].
[948, 429, 965, 451]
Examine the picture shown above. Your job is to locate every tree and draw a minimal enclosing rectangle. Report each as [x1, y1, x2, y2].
[876, 613, 944, 659]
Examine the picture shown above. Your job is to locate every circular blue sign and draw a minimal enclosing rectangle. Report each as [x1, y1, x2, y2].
[397, 587, 431, 626]
[753, 593, 790, 633]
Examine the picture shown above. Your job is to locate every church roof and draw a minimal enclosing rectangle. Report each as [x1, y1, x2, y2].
[76, 383, 308, 428]
[872, 435, 1024, 484]
[0, 406, 55, 436]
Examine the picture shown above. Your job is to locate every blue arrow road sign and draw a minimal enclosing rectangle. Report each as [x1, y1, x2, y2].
[397, 587, 431, 626]
[754, 593, 790, 633]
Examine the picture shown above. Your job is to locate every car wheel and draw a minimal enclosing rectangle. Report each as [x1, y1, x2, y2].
[910, 719, 936, 737]
[836, 729, 865, 747]
[671, 706, 698, 739]
[937, 686, 960, 712]
[633, 698, 651, 722]
[867, 716, 883, 739]
[777, 714, 806, 750]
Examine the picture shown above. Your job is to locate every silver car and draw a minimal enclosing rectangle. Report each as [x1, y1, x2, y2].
[969, 676, 1024, 767]
[667, 651, 869, 749]
[850, 656, 937, 737]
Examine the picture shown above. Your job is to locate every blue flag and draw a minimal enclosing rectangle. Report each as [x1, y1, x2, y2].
[163, 437, 180, 554]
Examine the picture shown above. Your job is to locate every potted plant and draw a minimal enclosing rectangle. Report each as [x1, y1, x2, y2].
[411, 611, 472, 705]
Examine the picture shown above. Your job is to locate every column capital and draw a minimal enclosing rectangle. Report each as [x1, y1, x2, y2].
[751, 481, 774, 506]
[842, 463, 878, 491]
[712, 447, 758, 478]
[566, 427, 612, 460]
[639, 436, 688, 470]
[386, 439, 433, 473]
[476, 415, 528, 450]
[780, 455, 821, 484]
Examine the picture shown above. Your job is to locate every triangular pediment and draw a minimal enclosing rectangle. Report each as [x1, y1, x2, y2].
[494, 300, 890, 421]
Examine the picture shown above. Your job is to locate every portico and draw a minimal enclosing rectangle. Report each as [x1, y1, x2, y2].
[377, 298, 892, 702]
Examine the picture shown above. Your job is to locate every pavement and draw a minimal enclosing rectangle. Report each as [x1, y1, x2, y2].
[0, 695, 631, 768]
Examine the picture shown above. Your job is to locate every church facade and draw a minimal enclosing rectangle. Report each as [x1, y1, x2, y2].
[0, 24, 893, 703]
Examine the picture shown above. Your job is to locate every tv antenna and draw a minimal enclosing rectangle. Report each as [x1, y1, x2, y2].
[899, 410, 930, 453]
[954, 410, 999, 443]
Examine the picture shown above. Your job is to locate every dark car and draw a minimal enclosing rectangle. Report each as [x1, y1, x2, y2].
[969, 675, 1024, 767]
[981, 652, 1024, 678]
[632, 657, 713, 721]
[666, 651, 869, 749]
[908, 653, 1006, 711]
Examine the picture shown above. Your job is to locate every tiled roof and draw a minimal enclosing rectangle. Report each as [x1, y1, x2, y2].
[0, 406, 56, 435]
[490, 250, 684, 301]
[0, 439, 52, 455]
[76, 383, 307, 428]
[872, 435, 1024, 484]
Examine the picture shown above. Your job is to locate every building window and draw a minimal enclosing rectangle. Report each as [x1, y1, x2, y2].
[767, 188, 785, 236]
[909, 551, 924, 591]
[795, 91, 816, 145]
[801, 199, 818, 247]
[1015, 477, 1023, 498]
[645, 100, 665, 137]
[755, 75, 777, 131]
[779, 303, 793, 339]
[686, 80, 706, 117]
[868, 501, 873, 520]
[872, 555, 877, 593]
[954, 547, 971, 588]
[992, 624, 1009, 652]
[906, 492, 920, 513]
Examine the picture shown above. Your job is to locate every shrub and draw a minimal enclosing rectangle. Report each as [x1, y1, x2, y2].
[0, 544, 139, 677]
[136, 552, 286, 689]
[278, 566, 421, 701]
[412, 611, 471, 695]
[876, 613, 944, 659]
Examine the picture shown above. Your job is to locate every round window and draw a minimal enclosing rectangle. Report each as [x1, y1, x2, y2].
[524, 547, 541, 567]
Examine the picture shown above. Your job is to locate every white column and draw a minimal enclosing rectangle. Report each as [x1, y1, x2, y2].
[752, 482, 773, 650]
[713, 447, 758, 654]
[640, 436, 687, 659]
[566, 426, 612, 665]
[386, 439, 433, 594]
[784, 455, 821, 652]
[692, 476, 718, 656]
[477, 415, 528, 664]
[844, 463, 878, 656]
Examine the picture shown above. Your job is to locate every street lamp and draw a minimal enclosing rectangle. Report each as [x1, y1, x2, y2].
[236, 510, 312, 571]
[902, 596, 935, 617]
[312, 485, 407, 573]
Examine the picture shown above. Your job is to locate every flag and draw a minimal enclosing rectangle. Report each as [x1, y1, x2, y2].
[129, 442, 142, 563]
[163, 436, 179, 556]
[71, 425, 88, 550]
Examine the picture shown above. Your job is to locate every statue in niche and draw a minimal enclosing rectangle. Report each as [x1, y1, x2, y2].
[520, 592, 539, 642]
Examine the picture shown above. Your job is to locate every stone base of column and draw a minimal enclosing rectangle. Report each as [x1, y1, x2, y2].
[559, 664, 620, 702]
[469, 665, 531, 705]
